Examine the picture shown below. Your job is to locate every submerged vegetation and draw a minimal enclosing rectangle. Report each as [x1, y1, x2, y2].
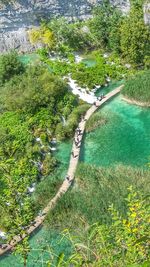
[45, 164, 150, 230]
[0, 0, 150, 266]
[49, 188, 150, 267]
[85, 112, 108, 133]
[29, 165, 150, 266]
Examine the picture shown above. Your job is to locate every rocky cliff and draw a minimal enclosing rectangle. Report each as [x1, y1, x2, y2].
[0, 0, 148, 53]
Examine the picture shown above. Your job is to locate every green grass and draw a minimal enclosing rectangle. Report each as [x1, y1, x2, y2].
[122, 70, 150, 104]
[44, 163, 150, 232]
[85, 112, 109, 133]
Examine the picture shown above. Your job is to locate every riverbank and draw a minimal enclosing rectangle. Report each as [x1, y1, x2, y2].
[122, 96, 150, 107]
[0, 86, 121, 256]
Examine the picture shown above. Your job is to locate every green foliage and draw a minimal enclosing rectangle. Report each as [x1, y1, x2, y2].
[40, 50, 131, 90]
[85, 112, 108, 133]
[45, 164, 150, 230]
[29, 0, 149, 70]
[47, 18, 92, 52]
[0, 66, 69, 113]
[122, 70, 150, 103]
[42, 154, 57, 176]
[0, 52, 24, 85]
[60, 188, 150, 266]
[45, 59, 73, 77]
[120, 1, 150, 65]
[89, 0, 123, 52]
[32, 167, 65, 211]
[55, 104, 89, 140]
[0, 159, 34, 265]
[0, 55, 90, 234]
[29, 25, 55, 49]
[71, 52, 128, 89]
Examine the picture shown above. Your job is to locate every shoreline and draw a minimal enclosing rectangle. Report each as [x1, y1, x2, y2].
[122, 96, 150, 107]
[0, 86, 122, 257]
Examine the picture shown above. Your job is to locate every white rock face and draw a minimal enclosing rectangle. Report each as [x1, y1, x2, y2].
[144, 3, 150, 25]
[0, 0, 148, 53]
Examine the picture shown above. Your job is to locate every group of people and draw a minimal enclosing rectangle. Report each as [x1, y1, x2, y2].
[94, 93, 105, 107]
[65, 125, 84, 184]
[65, 175, 73, 184]
[74, 126, 83, 149]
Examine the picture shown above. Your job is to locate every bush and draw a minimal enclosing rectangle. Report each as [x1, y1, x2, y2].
[0, 51, 24, 85]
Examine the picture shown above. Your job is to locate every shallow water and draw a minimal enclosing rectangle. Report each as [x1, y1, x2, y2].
[55, 92, 150, 168]
[19, 53, 40, 65]
[1, 68, 149, 266]
[0, 228, 71, 267]
[80, 95, 150, 168]
[2, 89, 149, 266]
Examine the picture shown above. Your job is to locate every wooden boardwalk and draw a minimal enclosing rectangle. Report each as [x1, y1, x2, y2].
[0, 85, 123, 256]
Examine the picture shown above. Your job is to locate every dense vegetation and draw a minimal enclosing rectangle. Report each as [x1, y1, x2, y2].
[29, 0, 150, 68]
[43, 164, 150, 229]
[122, 70, 150, 104]
[28, 0, 150, 94]
[50, 188, 150, 266]
[29, 163, 150, 266]
[40, 51, 132, 90]
[0, 52, 88, 263]
[0, 0, 149, 265]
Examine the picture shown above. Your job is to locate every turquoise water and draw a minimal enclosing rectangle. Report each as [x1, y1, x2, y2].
[55, 93, 150, 168]
[1, 91, 150, 266]
[80, 95, 150, 167]
[96, 80, 124, 95]
[0, 228, 71, 267]
[55, 81, 150, 168]
[0, 63, 150, 266]
[19, 53, 40, 65]
[82, 58, 96, 67]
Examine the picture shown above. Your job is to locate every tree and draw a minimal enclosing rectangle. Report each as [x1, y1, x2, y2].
[1, 66, 69, 113]
[0, 52, 24, 85]
[120, 0, 150, 65]
[29, 25, 55, 49]
[89, 0, 122, 52]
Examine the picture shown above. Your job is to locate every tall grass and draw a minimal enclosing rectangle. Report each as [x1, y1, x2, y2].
[85, 112, 108, 133]
[44, 163, 150, 231]
[122, 70, 150, 103]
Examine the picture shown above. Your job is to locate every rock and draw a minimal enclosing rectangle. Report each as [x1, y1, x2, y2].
[0, 0, 131, 53]
[0, 231, 6, 240]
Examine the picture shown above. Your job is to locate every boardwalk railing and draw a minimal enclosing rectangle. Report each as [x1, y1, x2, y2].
[0, 85, 123, 256]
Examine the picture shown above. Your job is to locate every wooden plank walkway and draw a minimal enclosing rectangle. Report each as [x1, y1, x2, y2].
[0, 85, 123, 256]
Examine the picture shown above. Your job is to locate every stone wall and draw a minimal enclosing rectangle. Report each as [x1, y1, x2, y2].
[0, 0, 148, 53]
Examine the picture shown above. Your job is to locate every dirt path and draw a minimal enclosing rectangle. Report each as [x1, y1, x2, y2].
[0, 85, 123, 256]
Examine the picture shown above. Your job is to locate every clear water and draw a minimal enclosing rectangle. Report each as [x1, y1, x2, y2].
[1, 65, 150, 266]
[80, 95, 150, 168]
[0, 228, 71, 267]
[82, 58, 96, 67]
[18, 53, 40, 65]
[55, 81, 150, 168]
